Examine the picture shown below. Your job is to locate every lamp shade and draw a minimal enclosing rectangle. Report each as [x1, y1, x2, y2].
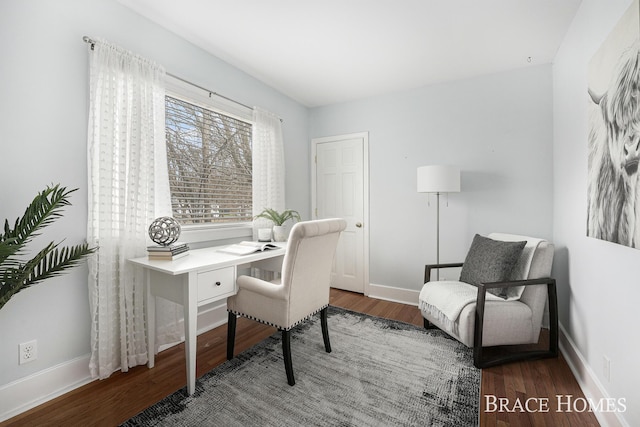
[417, 165, 460, 193]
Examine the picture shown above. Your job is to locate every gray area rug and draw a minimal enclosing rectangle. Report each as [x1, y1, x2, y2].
[122, 307, 479, 426]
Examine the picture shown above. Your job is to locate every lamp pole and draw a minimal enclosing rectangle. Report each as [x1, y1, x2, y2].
[416, 165, 460, 283]
[435, 192, 441, 281]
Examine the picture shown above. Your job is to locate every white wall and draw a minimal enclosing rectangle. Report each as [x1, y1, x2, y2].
[310, 65, 555, 291]
[553, 0, 639, 425]
[0, 0, 308, 397]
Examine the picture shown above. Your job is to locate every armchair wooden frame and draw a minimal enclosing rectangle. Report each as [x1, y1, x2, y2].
[424, 263, 558, 369]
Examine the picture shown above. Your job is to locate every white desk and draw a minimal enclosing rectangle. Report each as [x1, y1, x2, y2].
[129, 243, 286, 395]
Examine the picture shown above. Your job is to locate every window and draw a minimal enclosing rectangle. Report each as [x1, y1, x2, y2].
[165, 94, 253, 226]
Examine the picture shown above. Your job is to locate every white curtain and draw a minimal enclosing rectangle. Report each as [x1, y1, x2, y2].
[86, 39, 177, 379]
[252, 107, 286, 238]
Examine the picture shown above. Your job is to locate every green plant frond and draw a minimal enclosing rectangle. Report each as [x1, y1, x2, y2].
[0, 280, 23, 312]
[0, 254, 35, 311]
[283, 209, 302, 222]
[0, 183, 94, 312]
[254, 208, 301, 226]
[1, 184, 77, 247]
[254, 208, 280, 223]
[2, 219, 12, 240]
[0, 238, 21, 267]
[2, 241, 56, 287]
[5, 242, 95, 292]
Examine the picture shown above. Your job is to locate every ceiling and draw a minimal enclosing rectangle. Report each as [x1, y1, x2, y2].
[116, 0, 583, 107]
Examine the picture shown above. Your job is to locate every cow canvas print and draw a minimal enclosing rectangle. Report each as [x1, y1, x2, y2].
[587, 0, 640, 249]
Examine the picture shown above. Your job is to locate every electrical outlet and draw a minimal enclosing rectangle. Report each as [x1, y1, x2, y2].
[19, 340, 37, 365]
[603, 355, 611, 382]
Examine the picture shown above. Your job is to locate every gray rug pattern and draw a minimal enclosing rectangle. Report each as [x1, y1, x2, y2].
[122, 307, 479, 426]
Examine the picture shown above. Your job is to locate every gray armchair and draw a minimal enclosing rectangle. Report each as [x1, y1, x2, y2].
[226, 218, 347, 385]
[418, 233, 558, 368]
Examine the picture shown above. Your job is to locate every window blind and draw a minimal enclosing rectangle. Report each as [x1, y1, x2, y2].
[165, 95, 253, 224]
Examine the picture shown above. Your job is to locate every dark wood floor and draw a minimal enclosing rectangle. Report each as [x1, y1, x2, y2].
[2, 289, 599, 427]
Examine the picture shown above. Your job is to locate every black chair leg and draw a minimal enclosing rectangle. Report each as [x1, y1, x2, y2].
[226, 312, 236, 360]
[282, 329, 295, 386]
[321, 307, 331, 353]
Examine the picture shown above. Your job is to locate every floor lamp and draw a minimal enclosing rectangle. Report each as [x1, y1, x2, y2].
[417, 165, 461, 280]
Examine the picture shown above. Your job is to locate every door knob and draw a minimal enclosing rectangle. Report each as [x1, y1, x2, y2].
[356, 222, 362, 228]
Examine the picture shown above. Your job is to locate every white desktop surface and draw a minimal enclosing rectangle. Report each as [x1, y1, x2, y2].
[130, 242, 286, 275]
[129, 242, 286, 395]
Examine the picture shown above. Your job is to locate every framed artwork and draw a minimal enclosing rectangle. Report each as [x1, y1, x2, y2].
[587, 0, 640, 248]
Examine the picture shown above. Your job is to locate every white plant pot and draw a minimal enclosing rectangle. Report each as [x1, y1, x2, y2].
[272, 225, 288, 242]
[257, 228, 272, 242]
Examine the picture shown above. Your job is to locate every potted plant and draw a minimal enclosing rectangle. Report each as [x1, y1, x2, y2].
[254, 208, 301, 242]
[0, 184, 96, 311]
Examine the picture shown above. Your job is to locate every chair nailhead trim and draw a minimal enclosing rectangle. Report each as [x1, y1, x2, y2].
[228, 305, 329, 331]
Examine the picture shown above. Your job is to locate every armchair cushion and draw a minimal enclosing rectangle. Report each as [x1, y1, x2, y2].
[459, 234, 526, 299]
[419, 281, 503, 332]
[456, 298, 534, 347]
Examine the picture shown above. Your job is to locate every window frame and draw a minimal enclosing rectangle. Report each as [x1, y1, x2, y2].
[164, 76, 255, 244]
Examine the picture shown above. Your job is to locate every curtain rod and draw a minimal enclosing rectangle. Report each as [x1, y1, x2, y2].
[82, 36, 255, 113]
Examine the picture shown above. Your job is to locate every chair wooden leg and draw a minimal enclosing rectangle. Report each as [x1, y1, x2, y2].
[226, 312, 236, 360]
[547, 280, 559, 358]
[423, 318, 436, 329]
[282, 329, 295, 386]
[321, 307, 331, 353]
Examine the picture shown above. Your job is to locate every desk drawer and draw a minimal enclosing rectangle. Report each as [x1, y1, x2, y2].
[197, 266, 235, 303]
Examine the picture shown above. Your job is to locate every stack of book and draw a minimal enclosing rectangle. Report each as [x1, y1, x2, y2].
[147, 243, 189, 260]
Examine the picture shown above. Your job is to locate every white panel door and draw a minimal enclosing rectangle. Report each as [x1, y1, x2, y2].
[312, 133, 368, 294]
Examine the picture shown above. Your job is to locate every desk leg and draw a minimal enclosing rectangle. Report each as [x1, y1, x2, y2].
[146, 270, 156, 368]
[184, 273, 198, 395]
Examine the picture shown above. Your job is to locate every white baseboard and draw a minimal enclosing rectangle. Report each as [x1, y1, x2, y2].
[0, 355, 93, 422]
[0, 302, 228, 423]
[367, 283, 420, 306]
[559, 324, 629, 427]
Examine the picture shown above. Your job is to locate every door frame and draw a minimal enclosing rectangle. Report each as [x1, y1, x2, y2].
[311, 132, 370, 296]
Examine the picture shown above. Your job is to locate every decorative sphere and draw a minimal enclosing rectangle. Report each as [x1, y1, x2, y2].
[148, 217, 181, 246]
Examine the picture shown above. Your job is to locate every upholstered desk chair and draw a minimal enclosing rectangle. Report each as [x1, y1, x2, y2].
[418, 233, 557, 369]
[226, 218, 347, 385]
